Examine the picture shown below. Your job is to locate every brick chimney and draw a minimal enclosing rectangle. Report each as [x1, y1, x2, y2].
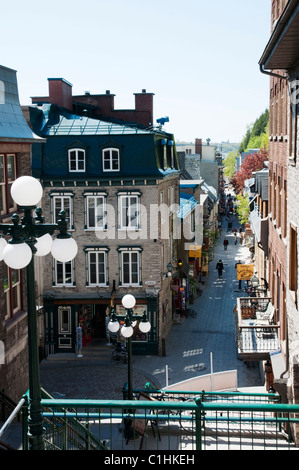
[195, 138, 202, 158]
[48, 78, 73, 110]
[134, 89, 154, 125]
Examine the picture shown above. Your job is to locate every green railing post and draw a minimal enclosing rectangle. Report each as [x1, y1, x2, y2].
[63, 418, 68, 450]
[22, 395, 29, 450]
[195, 398, 203, 450]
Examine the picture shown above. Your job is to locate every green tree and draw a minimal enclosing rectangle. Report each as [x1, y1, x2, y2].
[235, 194, 250, 224]
[223, 151, 237, 179]
[238, 109, 269, 153]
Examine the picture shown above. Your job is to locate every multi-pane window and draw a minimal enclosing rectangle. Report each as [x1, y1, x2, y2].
[87, 250, 108, 286]
[102, 148, 120, 171]
[3, 265, 21, 320]
[119, 194, 140, 229]
[120, 250, 141, 286]
[84, 193, 106, 229]
[51, 193, 74, 229]
[54, 261, 74, 286]
[0, 154, 17, 215]
[68, 149, 85, 172]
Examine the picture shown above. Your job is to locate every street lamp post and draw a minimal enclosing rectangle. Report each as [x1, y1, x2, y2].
[0, 176, 78, 450]
[108, 294, 151, 400]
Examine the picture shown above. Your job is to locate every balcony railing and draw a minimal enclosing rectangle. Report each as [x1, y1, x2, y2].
[3, 389, 299, 450]
[234, 297, 280, 361]
[13, 389, 299, 450]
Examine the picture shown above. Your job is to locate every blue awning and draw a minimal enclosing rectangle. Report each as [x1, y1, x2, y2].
[178, 192, 198, 219]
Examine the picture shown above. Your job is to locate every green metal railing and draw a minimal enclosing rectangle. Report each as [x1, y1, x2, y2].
[19, 389, 299, 450]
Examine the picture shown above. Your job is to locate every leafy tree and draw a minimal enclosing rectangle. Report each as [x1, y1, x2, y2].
[238, 127, 251, 154]
[238, 109, 269, 153]
[223, 151, 237, 179]
[231, 147, 268, 194]
[235, 194, 250, 224]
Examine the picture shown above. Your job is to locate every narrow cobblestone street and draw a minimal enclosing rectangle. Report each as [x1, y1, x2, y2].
[40, 211, 263, 399]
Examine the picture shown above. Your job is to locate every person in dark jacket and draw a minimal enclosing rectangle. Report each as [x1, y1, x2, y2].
[223, 238, 229, 250]
[235, 260, 242, 289]
[216, 260, 224, 277]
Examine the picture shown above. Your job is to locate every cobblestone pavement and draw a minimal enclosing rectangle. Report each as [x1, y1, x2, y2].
[40, 212, 263, 400]
[40, 362, 152, 399]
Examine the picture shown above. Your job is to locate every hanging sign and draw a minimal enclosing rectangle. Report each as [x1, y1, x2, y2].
[237, 264, 254, 280]
[189, 245, 202, 258]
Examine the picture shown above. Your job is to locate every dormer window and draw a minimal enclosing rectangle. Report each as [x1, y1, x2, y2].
[68, 148, 85, 172]
[103, 148, 120, 172]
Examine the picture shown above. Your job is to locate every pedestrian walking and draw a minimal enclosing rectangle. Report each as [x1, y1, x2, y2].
[235, 260, 242, 289]
[234, 232, 237, 245]
[240, 233, 243, 245]
[223, 237, 229, 251]
[216, 259, 224, 277]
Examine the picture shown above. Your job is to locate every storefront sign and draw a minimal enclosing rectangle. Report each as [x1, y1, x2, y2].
[237, 264, 254, 280]
[189, 244, 202, 258]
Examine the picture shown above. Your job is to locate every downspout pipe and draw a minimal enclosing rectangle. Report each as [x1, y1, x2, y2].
[259, 63, 288, 80]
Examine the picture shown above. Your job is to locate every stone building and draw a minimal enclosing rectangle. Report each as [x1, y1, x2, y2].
[26, 100, 181, 356]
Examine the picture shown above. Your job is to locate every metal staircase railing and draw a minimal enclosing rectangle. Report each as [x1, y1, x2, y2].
[10, 388, 299, 450]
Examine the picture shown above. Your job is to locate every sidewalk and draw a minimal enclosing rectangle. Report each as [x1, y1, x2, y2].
[39, 214, 263, 399]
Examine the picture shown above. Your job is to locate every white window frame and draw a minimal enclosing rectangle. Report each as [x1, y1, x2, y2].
[51, 193, 74, 229]
[102, 148, 120, 172]
[0, 154, 17, 215]
[54, 260, 75, 286]
[119, 249, 141, 286]
[4, 266, 21, 320]
[86, 250, 108, 286]
[118, 193, 140, 230]
[84, 193, 107, 230]
[68, 148, 86, 172]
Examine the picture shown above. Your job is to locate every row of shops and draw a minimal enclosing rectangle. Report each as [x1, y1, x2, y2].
[42, 252, 207, 357]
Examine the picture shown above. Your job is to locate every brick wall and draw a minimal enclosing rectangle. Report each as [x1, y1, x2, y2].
[32, 80, 154, 128]
[0, 144, 32, 402]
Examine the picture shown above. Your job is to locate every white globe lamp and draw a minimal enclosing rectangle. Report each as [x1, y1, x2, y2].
[122, 294, 136, 310]
[139, 320, 151, 333]
[108, 319, 120, 333]
[3, 242, 32, 269]
[121, 324, 134, 338]
[35, 233, 53, 257]
[11, 176, 43, 207]
[51, 237, 78, 262]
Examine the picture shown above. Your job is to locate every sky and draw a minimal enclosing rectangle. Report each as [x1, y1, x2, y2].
[2, 0, 272, 144]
